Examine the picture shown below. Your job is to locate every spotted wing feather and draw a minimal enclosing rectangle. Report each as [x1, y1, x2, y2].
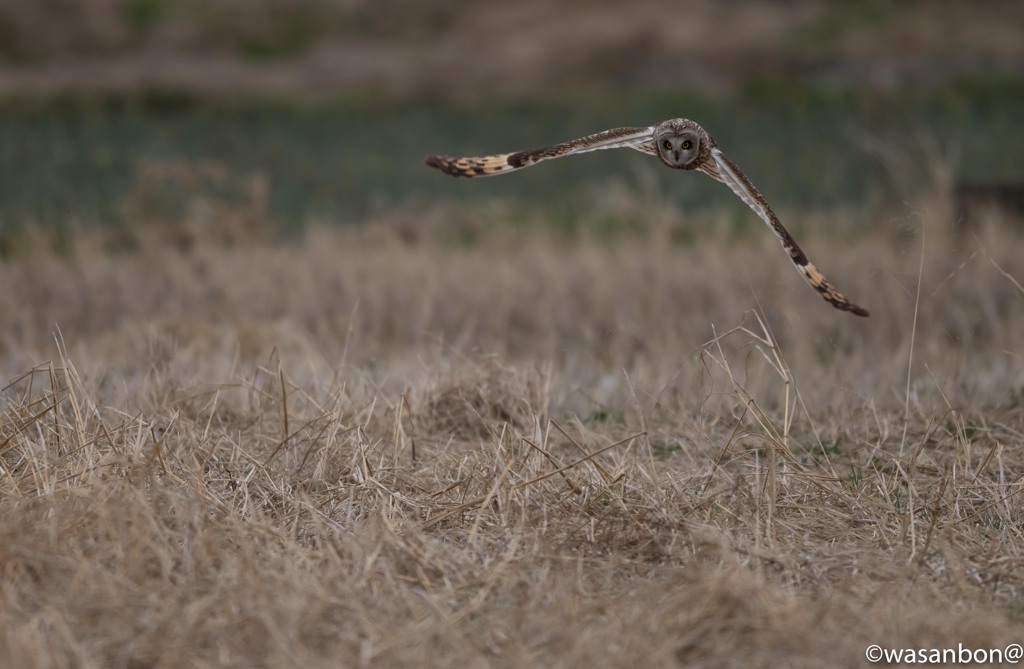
[701, 148, 868, 316]
[425, 126, 656, 178]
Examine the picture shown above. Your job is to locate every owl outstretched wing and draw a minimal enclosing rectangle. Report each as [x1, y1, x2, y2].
[699, 148, 869, 316]
[426, 119, 868, 317]
[425, 126, 656, 177]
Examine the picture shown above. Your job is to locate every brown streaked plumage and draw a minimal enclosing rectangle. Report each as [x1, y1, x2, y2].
[425, 118, 868, 317]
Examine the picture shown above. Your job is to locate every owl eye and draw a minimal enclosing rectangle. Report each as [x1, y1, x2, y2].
[662, 139, 672, 151]
[682, 140, 692, 150]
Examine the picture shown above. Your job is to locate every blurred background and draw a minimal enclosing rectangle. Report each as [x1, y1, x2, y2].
[0, 0, 1021, 247]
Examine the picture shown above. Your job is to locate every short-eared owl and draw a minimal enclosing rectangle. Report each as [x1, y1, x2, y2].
[425, 118, 868, 316]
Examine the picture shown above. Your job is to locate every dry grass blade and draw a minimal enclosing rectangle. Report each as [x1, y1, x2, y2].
[523, 434, 582, 494]
[987, 254, 1024, 298]
[0, 399, 61, 453]
[550, 419, 611, 484]
[900, 218, 927, 456]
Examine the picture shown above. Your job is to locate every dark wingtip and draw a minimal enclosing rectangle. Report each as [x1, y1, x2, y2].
[424, 155, 465, 177]
[850, 305, 870, 317]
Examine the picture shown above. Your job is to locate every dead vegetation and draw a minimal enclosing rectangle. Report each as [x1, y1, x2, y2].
[2, 202, 1024, 667]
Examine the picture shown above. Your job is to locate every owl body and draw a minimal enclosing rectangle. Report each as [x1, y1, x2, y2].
[426, 118, 868, 317]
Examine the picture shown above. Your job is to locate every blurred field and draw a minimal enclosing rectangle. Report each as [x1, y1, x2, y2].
[3, 194, 1024, 666]
[2, 83, 1023, 239]
[0, 0, 1022, 96]
[1, 0, 1022, 238]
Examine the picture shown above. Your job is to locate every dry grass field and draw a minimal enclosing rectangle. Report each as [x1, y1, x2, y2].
[2, 190, 1024, 666]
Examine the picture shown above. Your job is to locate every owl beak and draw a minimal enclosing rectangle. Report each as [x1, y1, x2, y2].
[674, 150, 681, 162]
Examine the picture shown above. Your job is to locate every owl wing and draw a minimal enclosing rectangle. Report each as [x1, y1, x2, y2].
[700, 148, 869, 316]
[425, 126, 657, 178]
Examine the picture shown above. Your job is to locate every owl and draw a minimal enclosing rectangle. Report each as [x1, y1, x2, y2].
[425, 118, 868, 317]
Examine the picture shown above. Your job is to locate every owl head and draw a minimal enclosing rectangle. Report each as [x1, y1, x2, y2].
[654, 118, 708, 170]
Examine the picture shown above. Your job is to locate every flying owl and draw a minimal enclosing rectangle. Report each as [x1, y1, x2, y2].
[425, 118, 868, 317]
